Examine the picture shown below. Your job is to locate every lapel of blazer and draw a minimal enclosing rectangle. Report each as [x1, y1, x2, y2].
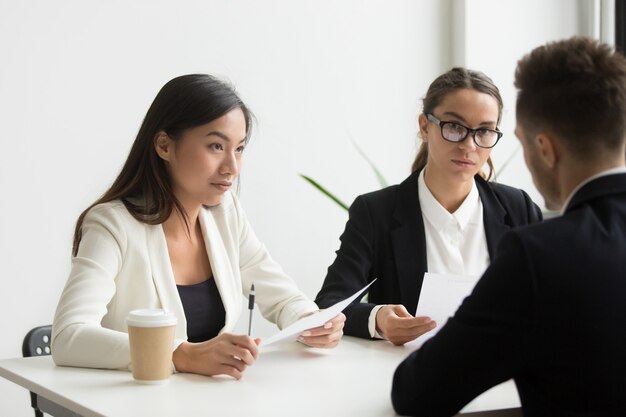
[145, 223, 187, 340]
[199, 206, 241, 332]
[390, 171, 427, 313]
[475, 175, 510, 258]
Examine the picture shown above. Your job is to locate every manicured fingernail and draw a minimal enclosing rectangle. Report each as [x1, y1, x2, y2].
[301, 331, 311, 337]
[324, 322, 333, 329]
[297, 336, 305, 342]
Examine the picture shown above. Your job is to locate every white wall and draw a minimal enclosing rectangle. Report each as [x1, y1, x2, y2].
[0, 1, 590, 415]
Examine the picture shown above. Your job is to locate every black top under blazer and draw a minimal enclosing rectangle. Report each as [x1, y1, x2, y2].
[315, 170, 543, 338]
[391, 173, 626, 417]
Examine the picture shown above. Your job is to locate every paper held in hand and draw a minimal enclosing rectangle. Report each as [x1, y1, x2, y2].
[408, 272, 480, 349]
[261, 279, 378, 349]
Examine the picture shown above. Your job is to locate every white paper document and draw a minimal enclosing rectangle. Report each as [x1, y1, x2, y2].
[261, 279, 377, 348]
[410, 272, 479, 348]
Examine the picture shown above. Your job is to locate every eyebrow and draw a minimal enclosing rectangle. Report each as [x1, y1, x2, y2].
[441, 111, 497, 128]
[206, 131, 247, 144]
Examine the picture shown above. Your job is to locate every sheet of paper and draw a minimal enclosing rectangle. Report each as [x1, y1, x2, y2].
[407, 272, 479, 349]
[261, 279, 377, 348]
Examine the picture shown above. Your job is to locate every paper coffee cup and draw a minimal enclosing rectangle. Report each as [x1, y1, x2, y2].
[127, 309, 177, 384]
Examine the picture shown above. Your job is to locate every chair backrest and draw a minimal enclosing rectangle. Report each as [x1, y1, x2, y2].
[22, 326, 52, 417]
[22, 325, 52, 358]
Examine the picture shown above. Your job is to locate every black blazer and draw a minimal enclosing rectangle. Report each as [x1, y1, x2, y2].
[391, 173, 626, 417]
[315, 170, 542, 338]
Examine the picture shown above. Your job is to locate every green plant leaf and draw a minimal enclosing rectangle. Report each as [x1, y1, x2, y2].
[351, 139, 388, 188]
[299, 174, 349, 211]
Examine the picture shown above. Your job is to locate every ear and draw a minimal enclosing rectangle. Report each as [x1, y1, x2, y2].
[154, 132, 173, 162]
[418, 113, 430, 142]
[535, 133, 558, 169]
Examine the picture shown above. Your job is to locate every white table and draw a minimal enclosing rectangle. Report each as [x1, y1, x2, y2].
[0, 336, 521, 417]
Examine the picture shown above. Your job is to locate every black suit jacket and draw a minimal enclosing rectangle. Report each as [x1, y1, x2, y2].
[315, 170, 542, 338]
[391, 173, 626, 417]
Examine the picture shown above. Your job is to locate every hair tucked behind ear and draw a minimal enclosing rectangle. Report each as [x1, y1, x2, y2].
[72, 74, 253, 256]
[412, 67, 502, 180]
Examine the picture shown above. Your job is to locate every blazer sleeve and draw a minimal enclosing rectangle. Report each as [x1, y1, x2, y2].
[51, 205, 132, 370]
[233, 197, 318, 330]
[391, 232, 533, 416]
[315, 195, 378, 339]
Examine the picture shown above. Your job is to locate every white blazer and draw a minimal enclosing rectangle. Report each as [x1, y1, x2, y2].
[52, 192, 318, 370]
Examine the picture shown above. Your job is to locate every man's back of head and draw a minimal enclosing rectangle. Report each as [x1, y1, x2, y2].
[514, 36, 626, 210]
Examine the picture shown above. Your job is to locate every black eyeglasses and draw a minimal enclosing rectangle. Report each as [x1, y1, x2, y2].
[425, 113, 502, 149]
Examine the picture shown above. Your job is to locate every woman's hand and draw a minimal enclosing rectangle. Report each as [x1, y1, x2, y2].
[375, 305, 436, 346]
[297, 312, 346, 348]
[173, 333, 261, 379]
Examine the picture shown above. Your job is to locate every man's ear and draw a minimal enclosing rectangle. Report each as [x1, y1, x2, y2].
[418, 113, 430, 143]
[154, 132, 172, 161]
[535, 133, 558, 169]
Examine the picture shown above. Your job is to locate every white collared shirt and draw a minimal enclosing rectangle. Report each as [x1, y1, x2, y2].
[560, 167, 626, 215]
[368, 170, 490, 338]
[417, 170, 490, 277]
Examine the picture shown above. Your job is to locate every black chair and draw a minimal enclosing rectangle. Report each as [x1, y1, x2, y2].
[22, 325, 52, 417]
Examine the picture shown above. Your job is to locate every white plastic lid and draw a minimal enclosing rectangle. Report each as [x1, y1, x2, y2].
[126, 309, 177, 328]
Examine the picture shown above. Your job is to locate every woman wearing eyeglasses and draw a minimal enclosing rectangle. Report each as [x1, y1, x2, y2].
[315, 67, 542, 345]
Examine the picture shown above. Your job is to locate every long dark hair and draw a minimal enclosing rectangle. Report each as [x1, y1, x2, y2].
[412, 67, 503, 179]
[72, 74, 252, 256]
